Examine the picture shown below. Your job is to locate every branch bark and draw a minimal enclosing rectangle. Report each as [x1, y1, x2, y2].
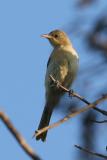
[35, 94, 107, 138]
[91, 119, 107, 124]
[50, 75, 107, 116]
[75, 145, 107, 159]
[0, 111, 41, 160]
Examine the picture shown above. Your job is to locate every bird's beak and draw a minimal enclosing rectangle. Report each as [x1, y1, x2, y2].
[41, 34, 52, 39]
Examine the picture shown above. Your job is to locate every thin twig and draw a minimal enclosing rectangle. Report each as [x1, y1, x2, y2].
[50, 75, 107, 116]
[36, 94, 107, 138]
[0, 111, 41, 160]
[91, 119, 107, 124]
[75, 145, 107, 159]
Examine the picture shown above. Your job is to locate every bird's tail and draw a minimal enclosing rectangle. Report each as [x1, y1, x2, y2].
[36, 101, 54, 142]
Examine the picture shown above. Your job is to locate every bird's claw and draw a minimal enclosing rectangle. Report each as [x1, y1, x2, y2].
[55, 80, 61, 88]
[69, 89, 74, 97]
[50, 79, 61, 89]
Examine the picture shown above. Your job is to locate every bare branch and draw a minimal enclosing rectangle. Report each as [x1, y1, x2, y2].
[75, 145, 107, 159]
[0, 111, 41, 160]
[50, 75, 107, 116]
[35, 94, 107, 138]
[91, 119, 107, 124]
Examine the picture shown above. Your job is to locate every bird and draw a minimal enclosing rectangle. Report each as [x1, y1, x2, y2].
[36, 29, 79, 141]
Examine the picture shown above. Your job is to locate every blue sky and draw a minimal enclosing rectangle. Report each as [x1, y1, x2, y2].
[0, 0, 79, 160]
[0, 0, 107, 160]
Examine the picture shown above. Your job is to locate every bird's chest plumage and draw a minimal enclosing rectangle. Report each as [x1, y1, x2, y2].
[45, 46, 79, 90]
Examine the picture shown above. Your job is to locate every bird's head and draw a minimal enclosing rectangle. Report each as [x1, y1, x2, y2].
[41, 30, 71, 47]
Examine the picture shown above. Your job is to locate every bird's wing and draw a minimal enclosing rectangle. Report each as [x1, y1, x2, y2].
[45, 53, 69, 88]
[47, 56, 51, 68]
[46, 51, 79, 90]
[63, 54, 79, 88]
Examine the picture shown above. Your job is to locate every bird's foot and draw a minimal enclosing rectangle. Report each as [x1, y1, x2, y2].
[55, 80, 61, 89]
[68, 89, 74, 97]
[49, 75, 61, 89]
[50, 79, 61, 89]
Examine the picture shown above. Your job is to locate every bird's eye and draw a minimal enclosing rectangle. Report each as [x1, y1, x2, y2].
[54, 34, 58, 38]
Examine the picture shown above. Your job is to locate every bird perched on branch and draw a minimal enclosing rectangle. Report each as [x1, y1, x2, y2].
[36, 29, 79, 141]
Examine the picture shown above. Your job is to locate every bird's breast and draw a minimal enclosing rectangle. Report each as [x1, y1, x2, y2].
[45, 47, 79, 92]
